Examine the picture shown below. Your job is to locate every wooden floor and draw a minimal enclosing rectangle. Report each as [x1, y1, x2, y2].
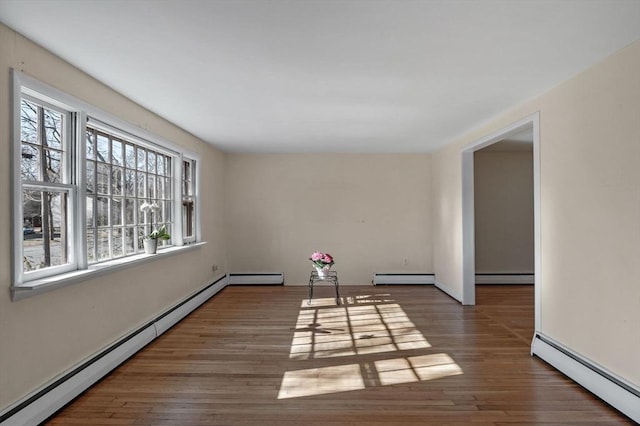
[47, 285, 631, 425]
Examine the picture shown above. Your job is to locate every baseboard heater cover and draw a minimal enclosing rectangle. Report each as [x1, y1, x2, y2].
[475, 273, 534, 284]
[531, 334, 639, 423]
[373, 273, 435, 285]
[228, 272, 284, 285]
[0, 275, 228, 426]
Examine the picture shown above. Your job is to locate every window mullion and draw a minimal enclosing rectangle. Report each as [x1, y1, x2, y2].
[12, 72, 25, 286]
[77, 112, 88, 269]
[173, 155, 184, 246]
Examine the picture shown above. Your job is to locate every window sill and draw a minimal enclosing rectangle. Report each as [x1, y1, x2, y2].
[11, 242, 207, 301]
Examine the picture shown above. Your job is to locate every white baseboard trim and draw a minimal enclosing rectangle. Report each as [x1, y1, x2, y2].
[228, 272, 284, 285]
[0, 274, 228, 426]
[532, 334, 639, 423]
[475, 273, 534, 284]
[373, 273, 435, 285]
[434, 280, 462, 303]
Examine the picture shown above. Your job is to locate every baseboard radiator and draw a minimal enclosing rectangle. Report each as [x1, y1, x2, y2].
[475, 273, 534, 284]
[373, 273, 435, 285]
[0, 275, 228, 426]
[531, 334, 640, 423]
[228, 272, 284, 285]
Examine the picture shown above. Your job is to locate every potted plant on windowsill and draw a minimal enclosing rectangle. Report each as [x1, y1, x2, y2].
[143, 224, 171, 254]
[140, 201, 170, 254]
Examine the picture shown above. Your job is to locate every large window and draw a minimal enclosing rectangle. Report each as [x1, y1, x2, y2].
[85, 127, 173, 262]
[20, 97, 75, 280]
[13, 73, 201, 291]
[181, 158, 196, 243]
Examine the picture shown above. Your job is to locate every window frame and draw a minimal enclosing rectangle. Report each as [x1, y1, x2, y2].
[181, 154, 200, 245]
[83, 119, 179, 263]
[11, 71, 202, 297]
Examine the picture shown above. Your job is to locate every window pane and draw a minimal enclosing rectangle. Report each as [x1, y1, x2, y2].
[86, 195, 95, 227]
[124, 169, 135, 197]
[97, 133, 109, 163]
[163, 200, 172, 222]
[21, 143, 40, 181]
[112, 139, 123, 166]
[124, 227, 136, 255]
[43, 108, 63, 150]
[165, 177, 172, 199]
[97, 163, 109, 195]
[183, 160, 190, 181]
[112, 166, 123, 196]
[125, 198, 135, 225]
[147, 175, 156, 199]
[183, 202, 194, 238]
[165, 157, 172, 177]
[147, 151, 156, 173]
[86, 129, 95, 160]
[156, 203, 163, 223]
[137, 172, 146, 198]
[137, 226, 145, 250]
[112, 227, 123, 258]
[96, 196, 109, 227]
[157, 155, 165, 175]
[43, 148, 63, 183]
[112, 197, 123, 226]
[22, 189, 69, 272]
[156, 177, 165, 200]
[87, 229, 96, 263]
[125, 143, 136, 169]
[136, 148, 146, 171]
[86, 161, 96, 194]
[97, 229, 110, 260]
[20, 100, 39, 145]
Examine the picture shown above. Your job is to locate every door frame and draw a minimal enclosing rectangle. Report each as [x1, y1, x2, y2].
[461, 112, 541, 332]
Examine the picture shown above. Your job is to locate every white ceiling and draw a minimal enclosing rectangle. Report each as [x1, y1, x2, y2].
[1, 0, 638, 153]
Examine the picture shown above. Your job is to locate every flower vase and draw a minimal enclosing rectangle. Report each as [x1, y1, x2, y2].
[315, 266, 330, 279]
[143, 238, 157, 254]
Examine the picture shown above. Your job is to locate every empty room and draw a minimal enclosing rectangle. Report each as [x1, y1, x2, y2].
[0, 1, 638, 425]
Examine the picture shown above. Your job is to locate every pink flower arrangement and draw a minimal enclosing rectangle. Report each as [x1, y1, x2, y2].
[310, 251, 335, 269]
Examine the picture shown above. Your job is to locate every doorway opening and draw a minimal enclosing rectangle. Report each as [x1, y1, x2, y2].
[461, 113, 540, 336]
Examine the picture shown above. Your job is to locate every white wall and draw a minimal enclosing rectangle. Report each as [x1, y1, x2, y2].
[432, 41, 640, 386]
[0, 24, 227, 409]
[226, 154, 432, 285]
[474, 150, 534, 274]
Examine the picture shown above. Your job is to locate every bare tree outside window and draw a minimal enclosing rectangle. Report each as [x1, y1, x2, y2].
[20, 99, 69, 272]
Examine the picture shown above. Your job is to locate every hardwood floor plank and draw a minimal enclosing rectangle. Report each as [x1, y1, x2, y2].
[45, 285, 632, 425]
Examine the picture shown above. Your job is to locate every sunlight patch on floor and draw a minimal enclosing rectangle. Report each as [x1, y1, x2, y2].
[278, 364, 365, 399]
[290, 300, 431, 360]
[375, 353, 463, 386]
[278, 353, 463, 399]
[280, 294, 463, 399]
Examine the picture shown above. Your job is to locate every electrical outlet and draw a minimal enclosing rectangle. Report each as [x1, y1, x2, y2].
[403, 258, 409, 266]
[212, 264, 218, 272]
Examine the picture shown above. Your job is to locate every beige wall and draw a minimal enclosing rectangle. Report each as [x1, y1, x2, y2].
[226, 154, 432, 285]
[432, 41, 640, 385]
[0, 24, 227, 409]
[474, 150, 534, 274]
